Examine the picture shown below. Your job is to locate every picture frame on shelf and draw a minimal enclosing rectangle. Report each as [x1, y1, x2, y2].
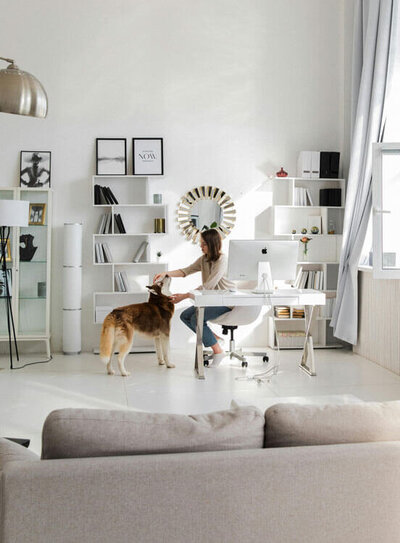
[132, 138, 163, 175]
[20, 151, 51, 188]
[28, 203, 47, 226]
[0, 269, 12, 297]
[0, 239, 11, 261]
[96, 138, 127, 175]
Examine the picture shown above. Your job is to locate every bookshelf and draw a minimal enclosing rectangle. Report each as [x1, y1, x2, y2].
[92, 176, 167, 352]
[259, 176, 345, 349]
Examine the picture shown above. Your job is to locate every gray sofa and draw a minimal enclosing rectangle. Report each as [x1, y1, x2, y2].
[2, 402, 400, 543]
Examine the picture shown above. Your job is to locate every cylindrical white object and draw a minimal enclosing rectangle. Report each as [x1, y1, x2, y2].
[63, 223, 82, 354]
[63, 310, 82, 354]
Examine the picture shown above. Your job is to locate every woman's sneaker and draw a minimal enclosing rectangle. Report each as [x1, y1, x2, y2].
[210, 353, 226, 368]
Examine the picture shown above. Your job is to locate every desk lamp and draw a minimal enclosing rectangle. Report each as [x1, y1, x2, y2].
[0, 200, 29, 368]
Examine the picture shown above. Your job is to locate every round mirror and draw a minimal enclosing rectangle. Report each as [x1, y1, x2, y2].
[177, 186, 236, 243]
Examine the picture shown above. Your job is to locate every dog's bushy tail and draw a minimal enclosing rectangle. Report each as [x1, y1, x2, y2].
[100, 315, 115, 364]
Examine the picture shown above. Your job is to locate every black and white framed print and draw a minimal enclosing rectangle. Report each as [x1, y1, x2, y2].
[96, 138, 127, 175]
[20, 151, 51, 188]
[132, 138, 164, 175]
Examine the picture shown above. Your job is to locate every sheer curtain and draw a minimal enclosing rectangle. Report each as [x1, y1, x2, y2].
[330, 0, 398, 344]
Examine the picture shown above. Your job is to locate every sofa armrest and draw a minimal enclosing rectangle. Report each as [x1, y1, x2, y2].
[2, 442, 400, 543]
[0, 437, 39, 471]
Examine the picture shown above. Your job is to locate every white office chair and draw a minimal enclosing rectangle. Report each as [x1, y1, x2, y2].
[204, 305, 270, 368]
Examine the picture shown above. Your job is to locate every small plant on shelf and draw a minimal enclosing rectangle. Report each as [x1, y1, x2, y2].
[156, 251, 162, 262]
[300, 236, 312, 259]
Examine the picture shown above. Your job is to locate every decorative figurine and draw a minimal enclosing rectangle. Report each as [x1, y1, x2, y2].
[276, 167, 288, 177]
[292, 229, 297, 234]
[301, 228, 307, 234]
[310, 226, 319, 234]
[20, 233, 38, 262]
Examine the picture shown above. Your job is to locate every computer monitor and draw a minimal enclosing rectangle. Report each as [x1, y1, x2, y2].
[227, 240, 298, 292]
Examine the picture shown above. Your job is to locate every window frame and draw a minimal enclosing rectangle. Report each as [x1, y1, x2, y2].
[372, 142, 400, 279]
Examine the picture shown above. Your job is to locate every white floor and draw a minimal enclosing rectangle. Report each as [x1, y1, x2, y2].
[1, 347, 400, 455]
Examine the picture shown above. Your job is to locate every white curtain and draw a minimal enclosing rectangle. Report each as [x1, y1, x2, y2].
[331, 0, 397, 344]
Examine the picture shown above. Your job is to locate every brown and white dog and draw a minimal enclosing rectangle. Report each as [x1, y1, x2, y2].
[99, 275, 174, 376]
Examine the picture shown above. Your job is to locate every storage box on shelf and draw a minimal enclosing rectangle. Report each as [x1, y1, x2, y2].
[92, 176, 167, 353]
[0, 188, 52, 356]
[261, 176, 345, 349]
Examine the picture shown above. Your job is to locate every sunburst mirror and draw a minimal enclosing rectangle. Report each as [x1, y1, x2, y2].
[177, 186, 236, 243]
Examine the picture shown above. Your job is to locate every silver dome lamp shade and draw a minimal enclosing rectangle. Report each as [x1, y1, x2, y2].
[0, 56, 47, 118]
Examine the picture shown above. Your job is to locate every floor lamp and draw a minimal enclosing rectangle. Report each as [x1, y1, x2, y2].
[0, 200, 29, 369]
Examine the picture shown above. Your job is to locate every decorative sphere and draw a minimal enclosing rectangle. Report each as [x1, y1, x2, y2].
[310, 226, 319, 234]
[291, 229, 297, 234]
[301, 228, 307, 234]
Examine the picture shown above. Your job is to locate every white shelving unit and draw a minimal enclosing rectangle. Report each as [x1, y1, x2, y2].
[0, 188, 52, 356]
[92, 175, 167, 352]
[260, 177, 345, 349]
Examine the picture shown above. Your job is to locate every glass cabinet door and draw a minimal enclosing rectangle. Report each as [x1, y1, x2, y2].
[0, 189, 15, 336]
[18, 190, 49, 335]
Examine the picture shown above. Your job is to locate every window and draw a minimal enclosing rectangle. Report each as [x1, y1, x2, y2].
[372, 143, 400, 278]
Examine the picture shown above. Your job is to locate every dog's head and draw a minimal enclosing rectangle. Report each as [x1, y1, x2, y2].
[146, 274, 172, 297]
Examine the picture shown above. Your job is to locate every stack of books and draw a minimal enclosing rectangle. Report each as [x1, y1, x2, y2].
[95, 243, 113, 263]
[292, 307, 305, 319]
[96, 213, 112, 234]
[94, 185, 119, 205]
[274, 306, 290, 319]
[114, 271, 130, 292]
[294, 187, 314, 206]
[294, 266, 324, 290]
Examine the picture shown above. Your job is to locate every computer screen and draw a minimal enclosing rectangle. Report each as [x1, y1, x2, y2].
[227, 240, 299, 282]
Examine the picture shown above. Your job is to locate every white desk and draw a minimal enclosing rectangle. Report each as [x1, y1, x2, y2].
[191, 289, 326, 379]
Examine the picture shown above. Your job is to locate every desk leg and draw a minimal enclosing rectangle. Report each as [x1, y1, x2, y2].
[300, 305, 317, 376]
[195, 307, 205, 380]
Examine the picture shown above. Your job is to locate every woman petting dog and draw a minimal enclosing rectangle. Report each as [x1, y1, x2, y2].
[153, 229, 235, 368]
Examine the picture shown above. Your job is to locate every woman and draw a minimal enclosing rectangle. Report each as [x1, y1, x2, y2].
[153, 229, 235, 367]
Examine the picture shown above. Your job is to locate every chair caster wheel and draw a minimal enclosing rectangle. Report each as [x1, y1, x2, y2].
[241, 361, 248, 368]
[263, 356, 269, 363]
[204, 359, 209, 367]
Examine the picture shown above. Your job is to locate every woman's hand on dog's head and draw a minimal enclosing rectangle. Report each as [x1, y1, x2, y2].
[153, 272, 166, 283]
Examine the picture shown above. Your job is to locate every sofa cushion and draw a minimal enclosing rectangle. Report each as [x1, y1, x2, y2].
[265, 401, 400, 448]
[42, 406, 265, 459]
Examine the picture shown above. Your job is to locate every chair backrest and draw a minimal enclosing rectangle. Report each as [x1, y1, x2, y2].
[210, 305, 262, 326]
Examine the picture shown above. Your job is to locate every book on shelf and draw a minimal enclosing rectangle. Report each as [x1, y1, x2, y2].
[132, 241, 149, 263]
[114, 213, 126, 234]
[102, 243, 113, 263]
[120, 271, 130, 292]
[114, 272, 126, 292]
[94, 184, 101, 205]
[97, 213, 107, 234]
[294, 266, 303, 288]
[95, 243, 104, 263]
[305, 188, 314, 206]
[104, 213, 112, 234]
[105, 186, 118, 204]
[292, 307, 305, 318]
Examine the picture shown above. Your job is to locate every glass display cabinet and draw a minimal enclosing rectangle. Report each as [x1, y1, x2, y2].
[0, 188, 52, 357]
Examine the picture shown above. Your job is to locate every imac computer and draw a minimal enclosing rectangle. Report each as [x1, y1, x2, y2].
[227, 240, 299, 293]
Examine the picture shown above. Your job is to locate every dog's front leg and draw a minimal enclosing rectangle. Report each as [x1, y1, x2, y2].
[154, 336, 165, 365]
[161, 334, 175, 368]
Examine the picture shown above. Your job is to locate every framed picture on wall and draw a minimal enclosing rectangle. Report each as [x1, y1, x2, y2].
[29, 203, 47, 226]
[20, 151, 51, 188]
[96, 138, 127, 175]
[132, 138, 164, 175]
[0, 239, 11, 262]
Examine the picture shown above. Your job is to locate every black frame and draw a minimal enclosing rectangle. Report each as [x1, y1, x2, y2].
[132, 138, 164, 175]
[20, 151, 51, 188]
[96, 138, 127, 176]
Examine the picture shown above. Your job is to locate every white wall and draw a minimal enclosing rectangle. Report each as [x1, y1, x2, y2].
[0, 0, 351, 351]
